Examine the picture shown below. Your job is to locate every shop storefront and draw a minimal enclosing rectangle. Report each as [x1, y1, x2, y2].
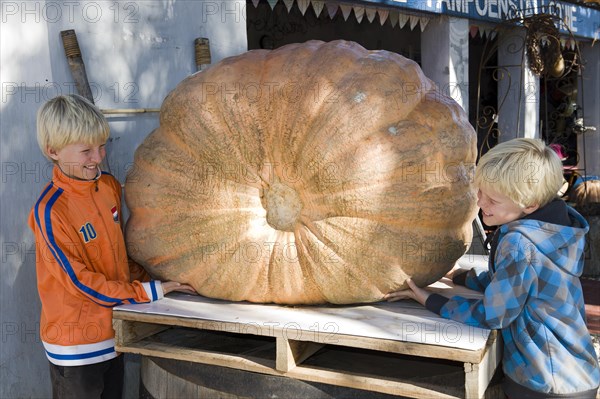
[246, 0, 600, 180]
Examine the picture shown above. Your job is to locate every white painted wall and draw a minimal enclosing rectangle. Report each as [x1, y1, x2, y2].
[0, 1, 247, 397]
[421, 16, 469, 114]
[496, 28, 540, 141]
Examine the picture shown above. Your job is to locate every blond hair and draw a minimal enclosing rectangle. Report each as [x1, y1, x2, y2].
[36, 94, 109, 160]
[474, 138, 564, 208]
[573, 180, 600, 207]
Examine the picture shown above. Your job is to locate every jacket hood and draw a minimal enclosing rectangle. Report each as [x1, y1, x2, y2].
[501, 201, 589, 277]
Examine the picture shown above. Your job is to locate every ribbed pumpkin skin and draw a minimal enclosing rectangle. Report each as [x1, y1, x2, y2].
[125, 40, 478, 305]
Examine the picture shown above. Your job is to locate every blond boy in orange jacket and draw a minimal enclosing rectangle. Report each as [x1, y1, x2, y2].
[29, 94, 194, 398]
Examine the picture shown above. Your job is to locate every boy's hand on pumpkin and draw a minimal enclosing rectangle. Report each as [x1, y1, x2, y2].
[384, 279, 431, 306]
[162, 281, 198, 295]
[384, 289, 416, 302]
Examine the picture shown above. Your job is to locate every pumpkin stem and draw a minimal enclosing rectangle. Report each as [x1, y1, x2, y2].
[264, 181, 303, 232]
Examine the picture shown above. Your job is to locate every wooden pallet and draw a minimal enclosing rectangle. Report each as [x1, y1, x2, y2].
[113, 279, 502, 399]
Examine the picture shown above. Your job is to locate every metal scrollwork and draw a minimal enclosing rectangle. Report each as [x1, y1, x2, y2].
[474, 10, 588, 193]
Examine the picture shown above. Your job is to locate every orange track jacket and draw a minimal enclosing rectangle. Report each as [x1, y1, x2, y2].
[29, 166, 163, 366]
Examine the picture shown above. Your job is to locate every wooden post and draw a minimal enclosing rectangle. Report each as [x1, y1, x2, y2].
[464, 331, 502, 399]
[60, 30, 94, 103]
[195, 38, 211, 71]
[276, 337, 324, 372]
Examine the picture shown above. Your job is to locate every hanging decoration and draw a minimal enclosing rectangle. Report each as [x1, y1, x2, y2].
[389, 11, 399, 28]
[326, 2, 339, 19]
[398, 13, 409, 28]
[251, 0, 430, 31]
[470, 24, 497, 40]
[340, 4, 352, 21]
[353, 6, 365, 23]
[283, 0, 294, 12]
[523, 14, 566, 78]
[365, 7, 377, 23]
[311, 0, 325, 17]
[409, 15, 419, 30]
[297, 0, 310, 15]
[470, 25, 479, 38]
[378, 9, 389, 26]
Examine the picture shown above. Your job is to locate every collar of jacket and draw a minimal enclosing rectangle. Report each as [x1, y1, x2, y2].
[51, 165, 101, 195]
[521, 198, 571, 226]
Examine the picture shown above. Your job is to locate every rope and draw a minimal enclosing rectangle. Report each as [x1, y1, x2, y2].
[61, 30, 82, 59]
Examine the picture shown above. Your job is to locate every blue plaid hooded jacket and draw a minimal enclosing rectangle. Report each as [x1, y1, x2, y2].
[426, 200, 599, 397]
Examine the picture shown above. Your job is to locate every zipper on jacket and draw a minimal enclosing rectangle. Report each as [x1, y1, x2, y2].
[90, 182, 119, 268]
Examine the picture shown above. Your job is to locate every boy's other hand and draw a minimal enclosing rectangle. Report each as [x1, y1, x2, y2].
[444, 263, 463, 280]
[162, 281, 198, 295]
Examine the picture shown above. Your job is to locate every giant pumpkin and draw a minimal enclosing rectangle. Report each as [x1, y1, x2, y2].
[125, 40, 478, 305]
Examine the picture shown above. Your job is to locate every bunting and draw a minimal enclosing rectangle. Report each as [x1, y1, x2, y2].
[250, 0, 431, 31]
[365, 8, 377, 23]
[378, 9, 389, 26]
[398, 13, 409, 29]
[312, 0, 325, 17]
[480, 26, 489, 39]
[560, 38, 576, 50]
[340, 4, 352, 21]
[469, 23, 500, 40]
[353, 6, 365, 23]
[470, 25, 479, 38]
[297, 0, 310, 15]
[389, 11, 399, 28]
[326, 2, 339, 18]
[248, 0, 594, 42]
[409, 15, 419, 30]
[283, 0, 294, 12]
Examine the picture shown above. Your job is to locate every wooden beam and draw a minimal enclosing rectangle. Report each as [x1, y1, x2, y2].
[60, 30, 94, 103]
[101, 108, 160, 115]
[464, 331, 502, 399]
[113, 319, 169, 346]
[276, 338, 324, 372]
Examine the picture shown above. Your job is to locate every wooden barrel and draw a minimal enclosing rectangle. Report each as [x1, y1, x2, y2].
[139, 356, 506, 398]
[139, 356, 404, 399]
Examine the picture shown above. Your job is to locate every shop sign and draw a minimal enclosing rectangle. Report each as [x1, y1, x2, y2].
[364, 0, 599, 39]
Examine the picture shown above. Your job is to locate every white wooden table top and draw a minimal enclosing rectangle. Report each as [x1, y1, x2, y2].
[115, 255, 491, 351]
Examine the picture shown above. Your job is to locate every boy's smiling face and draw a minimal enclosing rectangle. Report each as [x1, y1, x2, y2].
[477, 187, 539, 226]
[47, 142, 106, 181]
